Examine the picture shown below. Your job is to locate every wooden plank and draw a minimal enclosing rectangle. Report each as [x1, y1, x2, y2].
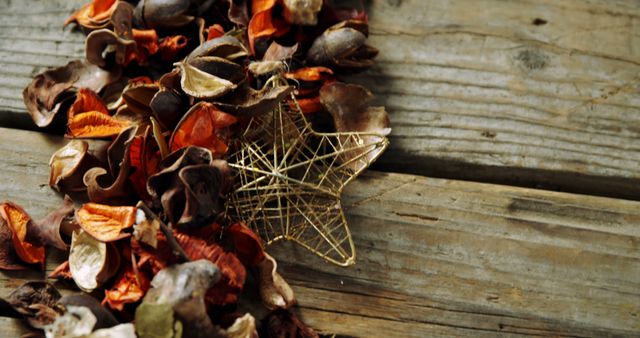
[350, 0, 640, 199]
[0, 127, 638, 337]
[1, 0, 639, 198]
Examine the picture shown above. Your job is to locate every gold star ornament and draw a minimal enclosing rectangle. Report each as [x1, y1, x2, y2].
[226, 93, 389, 266]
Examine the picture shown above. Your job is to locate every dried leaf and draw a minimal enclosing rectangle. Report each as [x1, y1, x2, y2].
[103, 264, 150, 311]
[248, 0, 290, 54]
[23, 60, 121, 128]
[124, 29, 160, 66]
[0, 215, 27, 270]
[27, 196, 75, 250]
[284, 67, 333, 82]
[206, 24, 225, 40]
[1, 281, 63, 329]
[176, 163, 229, 228]
[159, 35, 189, 61]
[175, 233, 246, 306]
[84, 126, 137, 204]
[76, 203, 136, 242]
[264, 41, 299, 62]
[64, 0, 118, 30]
[214, 84, 293, 117]
[67, 111, 132, 138]
[257, 253, 295, 310]
[227, 223, 265, 267]
[170, 102, 237, 156]
[68, 88, 108, 121]
[0, 202, 45, 267]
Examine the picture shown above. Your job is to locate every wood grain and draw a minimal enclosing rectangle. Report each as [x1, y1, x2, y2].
[349, 0, 640, 199]
[0, 127, 638, 337]
[0, 0, 639, 198]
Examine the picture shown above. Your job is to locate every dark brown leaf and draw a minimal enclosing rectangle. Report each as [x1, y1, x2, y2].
[214, 84, 293, 117]
[84, 126, 138, 205]
[26, 196, 75, 250]
[23, 60, 121, 128]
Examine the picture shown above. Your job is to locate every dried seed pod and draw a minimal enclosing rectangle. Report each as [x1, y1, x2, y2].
[69, 230, 119, 292]
[49, 140, 102, 193]
[213, 84, 293, 117]
[306, 20, 378, 70]
[85, 29, 136, 67]
[134, 0, 194, 29]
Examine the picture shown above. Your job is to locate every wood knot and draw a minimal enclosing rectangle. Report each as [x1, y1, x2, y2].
[515, 49, 549, 71]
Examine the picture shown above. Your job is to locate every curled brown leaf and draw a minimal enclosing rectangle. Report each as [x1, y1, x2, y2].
[23, 60, 121, 128]
[26, 196, 75, 250]
[84, 126, 137, 204]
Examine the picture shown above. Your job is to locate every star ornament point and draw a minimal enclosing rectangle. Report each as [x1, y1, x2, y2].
[226, 98, 388, 266]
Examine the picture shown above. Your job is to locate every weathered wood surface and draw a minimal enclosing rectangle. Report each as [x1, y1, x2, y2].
[0, 0, 639, 199]
[1, 127, 639, 337]
[350, 0, 640, 199]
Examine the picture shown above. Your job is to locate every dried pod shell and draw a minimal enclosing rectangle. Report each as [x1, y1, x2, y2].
[306, 20, 378, 70]
[136, 0, 194, 29]
[49, 140, 101, 193]
[69, 230, 108, 292]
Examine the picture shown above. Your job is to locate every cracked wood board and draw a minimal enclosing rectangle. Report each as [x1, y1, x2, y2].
[0, 127, 638, 337]
[1, 0, 639, 198]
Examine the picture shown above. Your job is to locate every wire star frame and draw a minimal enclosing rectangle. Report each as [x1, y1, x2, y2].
[225, 93, 389, 266]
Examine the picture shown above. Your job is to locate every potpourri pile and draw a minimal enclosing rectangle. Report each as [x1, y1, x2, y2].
[0, 0, 390, 336]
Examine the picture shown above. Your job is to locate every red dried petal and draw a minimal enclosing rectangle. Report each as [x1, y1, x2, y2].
[227, 223, 265, 267]
[170, 102, 238, 156]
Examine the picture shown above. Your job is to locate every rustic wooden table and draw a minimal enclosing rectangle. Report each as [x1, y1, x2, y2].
[0, 0, 639, 337]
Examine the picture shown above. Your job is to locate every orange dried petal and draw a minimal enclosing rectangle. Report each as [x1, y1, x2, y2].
[248, 0, 289, 54]
[68, 88, 108, 121]
[104, 264, 149, 311]
[0, 202, 45, 267]
[124, 29, 159, 65]
[206, 25, 225, 41]
[291, 96, 322, 114]
[64, 0, 117, 28]
[159, 35, 188, 61]
[67, 111, 131, 138]
[170, 102, 237, 155]
[284, 66, 333, 82]
[76, 203, 136, 242]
